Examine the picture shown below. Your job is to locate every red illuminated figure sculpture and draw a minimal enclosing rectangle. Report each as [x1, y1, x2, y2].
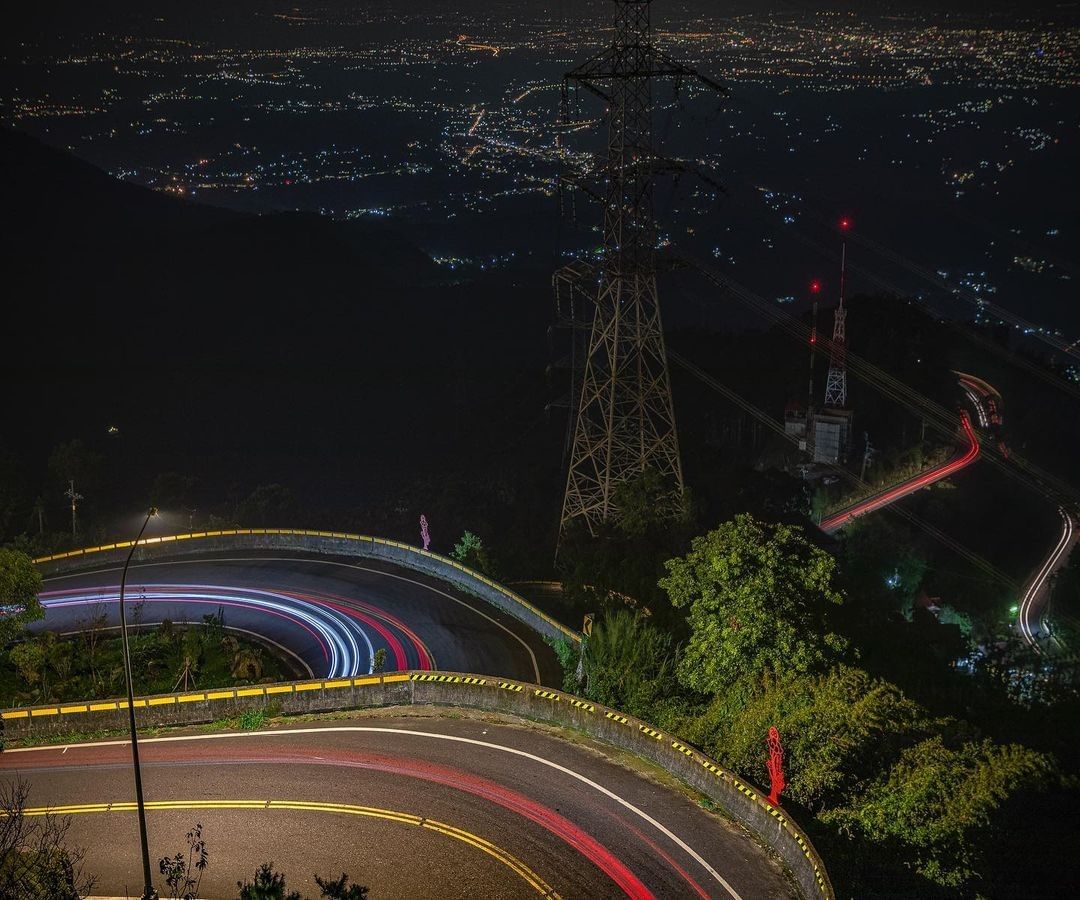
[766, 726, 786, 806]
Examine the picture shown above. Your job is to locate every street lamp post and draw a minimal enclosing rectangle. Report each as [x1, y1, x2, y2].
[119, 507, 159, 900]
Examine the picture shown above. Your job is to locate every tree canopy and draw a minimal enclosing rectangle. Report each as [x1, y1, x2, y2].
[659, 513, 847, 693]
[0, 548, 44, 646]
[822, 736, 1053, 888]
[450, 530, 493, 575]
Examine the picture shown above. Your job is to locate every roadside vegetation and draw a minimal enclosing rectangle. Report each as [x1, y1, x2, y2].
[0, 549, 291, 707]
[553, 504, 1077, 899]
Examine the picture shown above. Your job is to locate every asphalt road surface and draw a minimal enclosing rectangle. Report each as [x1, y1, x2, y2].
[34, 552, 561, 686]
[1, 712, 796, 900]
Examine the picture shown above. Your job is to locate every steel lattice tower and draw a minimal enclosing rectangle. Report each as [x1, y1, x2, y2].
[823, 234, 849, 408]
[558, 0, 714, 538]
[823, 303, 847, 407]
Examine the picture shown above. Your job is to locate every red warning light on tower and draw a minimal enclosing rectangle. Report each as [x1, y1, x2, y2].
[809, 279, 822, 294]
[839, 217, 852, 231]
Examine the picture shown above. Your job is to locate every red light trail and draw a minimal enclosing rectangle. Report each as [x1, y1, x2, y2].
[820, 411, 979, 533]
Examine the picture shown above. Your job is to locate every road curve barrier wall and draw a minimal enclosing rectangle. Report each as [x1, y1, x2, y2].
[0, 671, 833, 900]
[34, 529, 578, 646]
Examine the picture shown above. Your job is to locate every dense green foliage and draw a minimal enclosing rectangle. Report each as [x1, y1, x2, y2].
[683, 666, 934, 811]
[450, 530, 494, 575]
[0, 548, 44, 646]
[575, 609, 684, 720]
[822, 736, 1052, 889]
[557, 513, 1066, 898]
[660, 514, 847, 693]
[1, 617, 290, 705]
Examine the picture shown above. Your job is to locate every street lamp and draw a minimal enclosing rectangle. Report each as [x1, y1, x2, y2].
[119, 507, 159, 900]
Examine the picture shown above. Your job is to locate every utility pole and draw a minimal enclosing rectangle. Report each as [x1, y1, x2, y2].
[860, 432, 875, 481]
[557, 0, 725, 542]
[64, 480, 83, 540]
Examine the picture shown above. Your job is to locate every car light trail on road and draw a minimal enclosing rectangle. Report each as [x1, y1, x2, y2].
[1018, 507, 1075, 653]
[37, 584, 435, 679]
[4, 724, 747, 899]
[821, 412, 980, 533]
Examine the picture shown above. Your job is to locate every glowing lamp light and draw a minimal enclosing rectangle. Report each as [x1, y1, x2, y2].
[839, 217, 852, 231]
[809, 279, 822, 294]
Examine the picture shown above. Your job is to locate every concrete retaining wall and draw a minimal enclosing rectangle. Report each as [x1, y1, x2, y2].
[35, 529, 578, 646]
[1, 671, 833, 900]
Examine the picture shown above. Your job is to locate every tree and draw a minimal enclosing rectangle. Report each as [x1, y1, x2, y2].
[235, 864, 369, 900]
[237, 863, 300, 900]
[236, 484, 297, 528]
[0, 548, 45, 645]
[77, 604, 108, 689]
[0, 444, 24, 543]
[149, 472, 198, 510]
[0, 778, 95, 899]
[314, 874, 368, 899]
[822, 736, 1054, 889]
[836, 516, 927, 619]
[575, 609, 680, 720]
[611, 468, 692, 538]
[9, 641, 46, 693]
[659, 514, 847, 694]
[158, 823, 209, 899]
[450, 530, 493, 575]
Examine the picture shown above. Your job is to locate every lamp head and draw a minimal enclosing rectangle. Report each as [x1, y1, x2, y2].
[149, 507, 159, 518]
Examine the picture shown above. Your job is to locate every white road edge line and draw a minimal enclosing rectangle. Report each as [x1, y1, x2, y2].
[6, 725, 743, 899]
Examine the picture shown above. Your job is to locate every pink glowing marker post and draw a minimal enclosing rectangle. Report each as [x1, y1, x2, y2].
[419, 514, 431, 551]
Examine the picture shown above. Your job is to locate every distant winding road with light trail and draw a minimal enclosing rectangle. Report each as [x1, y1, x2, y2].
[820, 411, 980, 534]
[1018, 506, 1077, 653]
[952, 373, 1077, 653]
[29, 552, 561, 686]
[0, 716, 796, 899]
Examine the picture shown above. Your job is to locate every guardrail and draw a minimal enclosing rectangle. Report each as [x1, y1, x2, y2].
[0, 671, 832, 900]
[34, 529, 578, 646]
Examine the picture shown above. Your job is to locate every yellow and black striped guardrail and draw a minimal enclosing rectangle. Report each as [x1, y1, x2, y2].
[0, 673, 413, 721]
[33, 528, 579, 644]
[1, 670, 833, 899]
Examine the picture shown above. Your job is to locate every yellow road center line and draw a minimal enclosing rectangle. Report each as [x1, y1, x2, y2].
[23, 800, 559, 898]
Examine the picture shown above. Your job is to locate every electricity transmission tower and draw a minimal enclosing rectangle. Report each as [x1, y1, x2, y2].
[823, 221, 851, 408]
[556, 0, 724, 540]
